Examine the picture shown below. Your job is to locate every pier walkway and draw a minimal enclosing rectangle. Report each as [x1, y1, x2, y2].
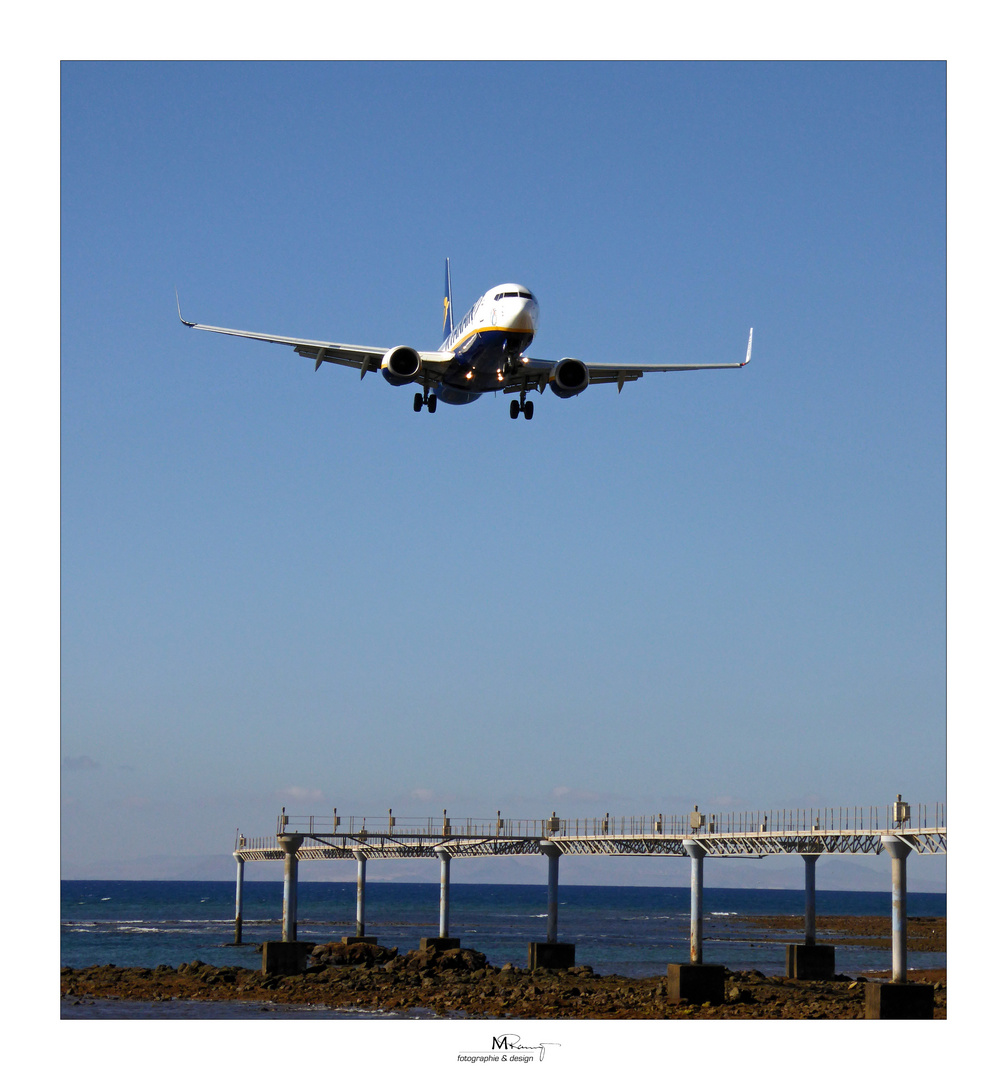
[235, 801, 946, 864]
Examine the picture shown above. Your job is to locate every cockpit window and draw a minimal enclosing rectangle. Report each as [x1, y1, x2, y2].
[494, 290, 535, 301]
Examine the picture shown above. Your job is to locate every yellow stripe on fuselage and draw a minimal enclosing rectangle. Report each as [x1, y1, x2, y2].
[447, 325, 533, 353]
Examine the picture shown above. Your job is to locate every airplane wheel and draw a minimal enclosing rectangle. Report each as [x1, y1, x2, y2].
[428, 395, 437, 414]
[523, 401, 534, 420]
[510, 400, 520, 419]
[414, 393, 423, 412]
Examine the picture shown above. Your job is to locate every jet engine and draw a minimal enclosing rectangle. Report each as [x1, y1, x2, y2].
[381, 346, 422, 386]
[549, 358, 590, 398]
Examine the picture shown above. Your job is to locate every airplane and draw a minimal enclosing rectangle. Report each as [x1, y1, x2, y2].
[177, 259, 752, 420]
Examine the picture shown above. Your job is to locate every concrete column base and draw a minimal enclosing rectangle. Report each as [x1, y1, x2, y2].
[785, 943, 836, 979]
[667, 963, 727, 1005]
[419, 936, 461, 952]
[262, 941, 315, 975]
[528, 942, 576, 970]
[341, 935, 378, 945]
[865, 981, 935, 1019]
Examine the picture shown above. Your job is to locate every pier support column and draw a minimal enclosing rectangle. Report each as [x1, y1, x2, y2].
[785, 852, 835, 978]
[420, 847, 460, 951]
[439, 848, 451, 938]
[356, 851, 367, 936]
[546, 843, 559, 942]
[804, 852, 818, 943]
[262, 833, 313, 976]
[528, 842, 576, 970]
[278, 834, 303, 943]
[341, 852, 378, 945]
[883, 835, 910, 982]
[233, 854, 244, 945]
[865, 836, 934, 1019]
[667, 838, 725, 1003]
[685, 838, 705, 963]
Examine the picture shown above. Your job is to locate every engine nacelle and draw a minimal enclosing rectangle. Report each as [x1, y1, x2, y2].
[381, 345, 422, 386]
[549, 357, 590, 398]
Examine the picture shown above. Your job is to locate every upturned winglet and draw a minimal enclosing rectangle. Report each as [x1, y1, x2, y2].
[176, 288, 195, 328]
[743, 328, 754, 365]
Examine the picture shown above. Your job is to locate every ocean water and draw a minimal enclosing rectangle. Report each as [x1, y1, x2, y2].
[61, 880, 945, 981]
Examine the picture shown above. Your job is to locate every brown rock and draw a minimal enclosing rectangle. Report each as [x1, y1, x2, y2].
[309, 942, 398, 968]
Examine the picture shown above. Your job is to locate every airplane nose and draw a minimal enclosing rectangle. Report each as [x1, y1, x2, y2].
[509, 298, 538, 332]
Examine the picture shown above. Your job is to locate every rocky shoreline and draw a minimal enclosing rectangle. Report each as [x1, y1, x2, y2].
[735, 914, 945, 952]
[61, 917, 946, 1020]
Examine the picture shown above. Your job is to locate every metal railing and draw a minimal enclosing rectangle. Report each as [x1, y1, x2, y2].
[236, 802, 946, 852]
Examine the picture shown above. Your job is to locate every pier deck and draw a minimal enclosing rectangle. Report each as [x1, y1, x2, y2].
[234, 802, 947, 862]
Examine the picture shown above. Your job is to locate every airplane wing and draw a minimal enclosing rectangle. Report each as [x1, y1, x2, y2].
[176, 296, 452, 379]
[504, 328, 753, 394]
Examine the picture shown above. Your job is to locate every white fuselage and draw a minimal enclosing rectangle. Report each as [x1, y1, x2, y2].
[435, 284, 540, 404]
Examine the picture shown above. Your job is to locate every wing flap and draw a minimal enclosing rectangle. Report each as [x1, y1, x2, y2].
[292, 342, 383, 373]
[499, 368, 644, 394]
[587, 369, 644, 386]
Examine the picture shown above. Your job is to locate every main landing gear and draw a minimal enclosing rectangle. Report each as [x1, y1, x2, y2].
[509, 393, 534, 420]
[413, 391, 437, 414]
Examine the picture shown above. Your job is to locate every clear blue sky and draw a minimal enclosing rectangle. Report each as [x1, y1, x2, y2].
[60, 61, 946, 887]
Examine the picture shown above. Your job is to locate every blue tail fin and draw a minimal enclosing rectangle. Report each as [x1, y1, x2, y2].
[442, 257, 453, 343]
